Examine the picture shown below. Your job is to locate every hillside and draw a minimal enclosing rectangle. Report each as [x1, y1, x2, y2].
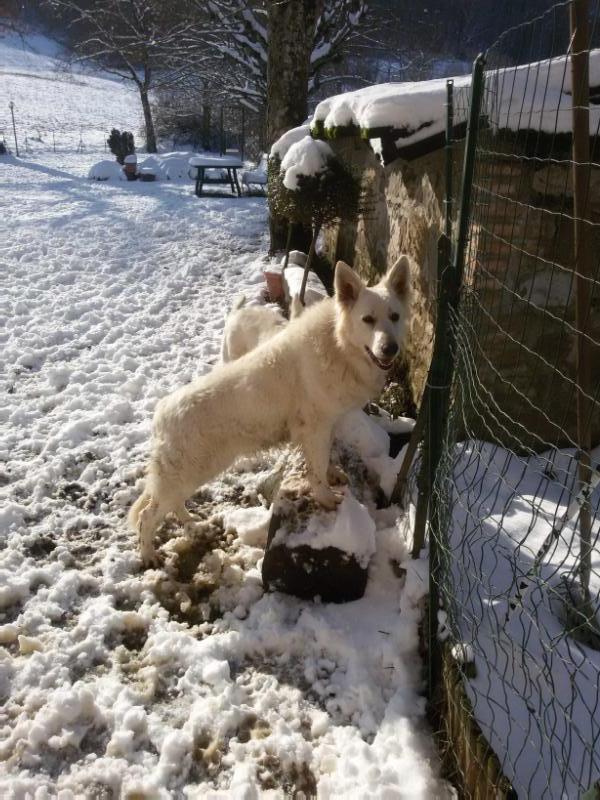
[0, 30, 140, 153]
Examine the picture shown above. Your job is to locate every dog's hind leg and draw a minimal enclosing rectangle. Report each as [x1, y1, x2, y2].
[127, 492, 165, 567]
[327, 464, 348, 485]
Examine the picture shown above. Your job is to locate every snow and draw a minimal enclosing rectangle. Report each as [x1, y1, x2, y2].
[189, 154, 243, 168]
[89, 153, 198, 182]
[424, 442, 600, 798]
[0, 33, 450, 795]
[88, 160, 125, 182]
[0, 159, 447, 799]
[0, 31, 140, 153]
[313, 77, 470, 143]
[280, 135, 335, 190]
[274, 490, 376, 568]
[336, 410, 409, 500]
[241, 154, 268, 189]
[311, 49, 600, 147]
[269, 123, 312, 160]
[283, 265, 328, 307]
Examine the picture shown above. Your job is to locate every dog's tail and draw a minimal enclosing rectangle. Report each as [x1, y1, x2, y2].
[232, 295, 246, 312]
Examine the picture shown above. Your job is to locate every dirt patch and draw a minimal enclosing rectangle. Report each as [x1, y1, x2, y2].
[257, 754, 318, 798]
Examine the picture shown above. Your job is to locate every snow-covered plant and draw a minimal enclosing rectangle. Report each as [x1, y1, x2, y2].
[107, 129, 135, 165]
[268, 138, 367, 230]
[269, 134, 368, 303]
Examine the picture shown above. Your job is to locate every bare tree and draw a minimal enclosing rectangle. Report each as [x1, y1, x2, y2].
[190, 0, 367, 127]
[266, 0, 319, 146]
[43, 0, 200, 152]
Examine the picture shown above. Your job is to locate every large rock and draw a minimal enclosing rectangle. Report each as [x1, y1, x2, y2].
[261, 451, 377, 603]
[262, 517, 369, 603]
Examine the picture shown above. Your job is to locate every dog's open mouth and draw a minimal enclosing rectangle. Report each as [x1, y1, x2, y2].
[365, 346, 395, 371]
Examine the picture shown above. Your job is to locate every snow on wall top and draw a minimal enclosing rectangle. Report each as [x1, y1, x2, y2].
[311, 49, 600, 147]
[314, 75, 470, 144]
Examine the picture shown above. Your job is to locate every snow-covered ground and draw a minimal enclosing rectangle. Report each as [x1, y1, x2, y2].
[0, 145, 450, 798]
[0, 31, 140, 153]
[442, 443, 600, 799]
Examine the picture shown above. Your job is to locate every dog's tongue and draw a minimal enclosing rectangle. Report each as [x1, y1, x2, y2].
[366, 347, 393, 371]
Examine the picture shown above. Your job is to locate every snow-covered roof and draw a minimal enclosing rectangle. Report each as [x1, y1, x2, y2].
[313, 75, 470, 144]
[311, 49, 600, 154]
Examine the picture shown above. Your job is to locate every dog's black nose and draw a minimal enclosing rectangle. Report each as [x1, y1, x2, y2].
[381, 341, 398, 359]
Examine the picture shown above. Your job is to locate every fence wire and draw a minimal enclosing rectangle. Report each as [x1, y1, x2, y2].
[426, 2, 600, 797]
[0, 107, 264, 159]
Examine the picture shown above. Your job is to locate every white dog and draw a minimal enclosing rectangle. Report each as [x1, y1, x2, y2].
[129, 257, 410, 566]
[221, 297, 287, 363]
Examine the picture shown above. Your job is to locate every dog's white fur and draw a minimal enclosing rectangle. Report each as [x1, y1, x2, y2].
[129, 257, 411, 566]
[221, 297, 287, 363]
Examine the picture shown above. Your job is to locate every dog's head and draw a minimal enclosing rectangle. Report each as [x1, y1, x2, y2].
[334, 256, 411, 372]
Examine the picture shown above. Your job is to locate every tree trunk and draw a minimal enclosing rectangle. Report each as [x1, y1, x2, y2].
[202, 104, 211, 150]
[266, 0, 318, 146]
[267, 0, 320, 252]
[139, 87, 157, 153]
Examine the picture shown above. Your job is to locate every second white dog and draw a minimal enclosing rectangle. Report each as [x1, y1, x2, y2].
[221, 297, 287, 363]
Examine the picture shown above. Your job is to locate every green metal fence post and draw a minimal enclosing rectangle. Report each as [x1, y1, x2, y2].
[393, 80, 455, 516]
[453, 55, 486, 284]
[570, 0, 593, 598]
[445, 79, 454, 240]
[427, 54, 486, 701]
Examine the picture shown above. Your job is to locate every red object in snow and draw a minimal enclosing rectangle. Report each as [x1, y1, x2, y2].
[264, 269, 284, 301]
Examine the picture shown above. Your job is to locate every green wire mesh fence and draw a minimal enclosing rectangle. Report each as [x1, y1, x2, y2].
[412, 2, 600, 797]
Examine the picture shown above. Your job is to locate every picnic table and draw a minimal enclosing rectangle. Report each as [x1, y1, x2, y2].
[189, 154, 243, 197]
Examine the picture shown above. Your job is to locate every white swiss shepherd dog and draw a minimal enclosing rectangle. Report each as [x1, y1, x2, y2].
[129, 256, 411, 566]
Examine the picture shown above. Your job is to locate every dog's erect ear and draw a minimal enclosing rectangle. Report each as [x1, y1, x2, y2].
[385, 255, 410, 299]
[335, 261, 363, 307]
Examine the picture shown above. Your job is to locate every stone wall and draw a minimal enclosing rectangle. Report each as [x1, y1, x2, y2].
[322, 135, 600, 451]
[322, 137, 453, 411]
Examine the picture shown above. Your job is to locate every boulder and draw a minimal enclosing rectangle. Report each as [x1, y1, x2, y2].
[262, 511, 369, 603]
[261, 452, 376, 603]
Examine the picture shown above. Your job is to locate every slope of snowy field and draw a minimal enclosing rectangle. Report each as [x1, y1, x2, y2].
[0, 31, 140, 152]
[0, 150, 450, 798]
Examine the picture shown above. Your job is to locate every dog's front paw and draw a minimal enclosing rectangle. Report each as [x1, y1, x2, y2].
[327, 464, 348, 486]
[314, 485, 344, 511]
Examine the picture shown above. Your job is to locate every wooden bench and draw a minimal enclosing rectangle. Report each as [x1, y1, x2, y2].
[241, 154, 268, 195]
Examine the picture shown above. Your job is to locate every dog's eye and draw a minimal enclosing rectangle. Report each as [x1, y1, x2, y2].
[389, 312, 400, 323]
[362, 315, 376, 326]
